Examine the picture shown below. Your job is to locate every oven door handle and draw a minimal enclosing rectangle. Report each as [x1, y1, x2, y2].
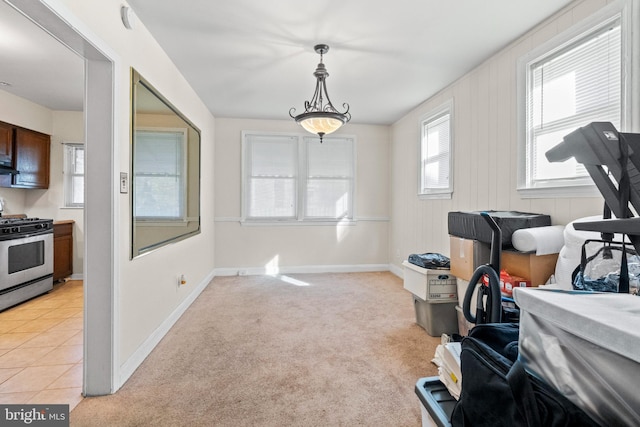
[0, 229, 53, 241]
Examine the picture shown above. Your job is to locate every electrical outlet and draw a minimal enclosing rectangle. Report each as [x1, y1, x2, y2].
[178, 274, 186, 287]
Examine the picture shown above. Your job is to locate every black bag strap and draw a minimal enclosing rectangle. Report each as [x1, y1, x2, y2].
[602, 204, 613, 242]
[578, 239, 632, 293]
[506, 359, 542, 427]
[620, 241, 629, 293]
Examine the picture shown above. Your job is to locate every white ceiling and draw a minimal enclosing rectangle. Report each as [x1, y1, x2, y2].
[0, 1, 84, 111]
[1, 0, 575, 125]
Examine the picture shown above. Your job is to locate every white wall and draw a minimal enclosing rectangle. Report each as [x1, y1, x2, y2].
[214, 118, 389, 273]
[46, 0, 216, 382]
[0, 89, 53, 217]
[389, 0, 614, 271]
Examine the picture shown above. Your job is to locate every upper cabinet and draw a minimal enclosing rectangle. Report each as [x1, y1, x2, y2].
[13, 127, 50, 188]
[0, 121, 50, 189]
[0, 122, 14, 165]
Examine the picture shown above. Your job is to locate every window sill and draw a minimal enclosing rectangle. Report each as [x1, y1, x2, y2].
[418, 192, 452, 200]
[241, 218, 357, 226]
[517, 184, 602, 199]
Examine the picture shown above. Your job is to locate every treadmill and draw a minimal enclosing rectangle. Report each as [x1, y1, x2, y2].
[546, 122, 640, 256]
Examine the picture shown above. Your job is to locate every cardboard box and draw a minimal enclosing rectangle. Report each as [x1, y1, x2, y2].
[499, 271, 531, 297]
[456, 278, 479, 312]
[449, 236, 491, 281]
[403, 261, 457, 303]
[455, 305, 474, 336]
[502, 250, 558, 287]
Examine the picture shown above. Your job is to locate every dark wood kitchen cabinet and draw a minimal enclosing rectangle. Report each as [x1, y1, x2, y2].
[0, 121, 13, 165]
[53, 221, 74, 282]
[12, 127, 50, 189]
[0, 121, 50, 189]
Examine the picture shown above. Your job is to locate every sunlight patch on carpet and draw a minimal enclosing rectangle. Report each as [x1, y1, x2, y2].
[271, 274, 311, 287]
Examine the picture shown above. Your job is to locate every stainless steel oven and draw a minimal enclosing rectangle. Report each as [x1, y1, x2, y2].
[0, 218, 54, 311]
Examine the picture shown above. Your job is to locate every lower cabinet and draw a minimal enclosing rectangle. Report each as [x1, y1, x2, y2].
[53, 221, 74, 281]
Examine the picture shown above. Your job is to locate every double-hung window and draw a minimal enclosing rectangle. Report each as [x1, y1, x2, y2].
[420, 101, 453, 199]
[517, 2, 634, 196]
[63, 143, 84, 207]
[243, 132, 355, 222]
[134, 128, 187, 220]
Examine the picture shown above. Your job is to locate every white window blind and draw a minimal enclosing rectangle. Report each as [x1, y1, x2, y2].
[134, 129, 186, 219]
[526, 19, 621, 186]
[420, 102, 453, 197]
[245, 134, 298, 219]
[242, 132, 355, 221]
[63, 143, 84, 207]
[304, 137, 353, 218]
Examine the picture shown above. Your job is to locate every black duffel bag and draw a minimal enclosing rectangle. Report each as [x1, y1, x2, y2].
[407, 252, 450, 269]
[451, 323, 600, 427]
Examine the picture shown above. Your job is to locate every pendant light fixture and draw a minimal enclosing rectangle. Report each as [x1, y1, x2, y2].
[289, 44, 351, 143]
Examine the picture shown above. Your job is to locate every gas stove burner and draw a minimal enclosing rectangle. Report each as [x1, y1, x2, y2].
[0, 217, 43, 224]
[0, 217, 53, 238]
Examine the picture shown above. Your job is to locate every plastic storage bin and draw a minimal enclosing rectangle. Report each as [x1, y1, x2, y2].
[513, 287, 640, 426]
[403, 261, 458, 336]
[413, 295, 458, 336]
[415, 377, 455, 427]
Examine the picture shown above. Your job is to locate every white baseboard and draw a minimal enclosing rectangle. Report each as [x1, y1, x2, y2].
[214, 264, 390, 277]
[388, 263, 404, 278]
[117, 269, 216, 389]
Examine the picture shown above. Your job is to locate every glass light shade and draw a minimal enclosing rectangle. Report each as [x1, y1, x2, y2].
[300, 116, 343, 136]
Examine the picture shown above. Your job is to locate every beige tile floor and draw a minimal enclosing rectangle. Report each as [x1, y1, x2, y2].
[0, 280, 84, 410]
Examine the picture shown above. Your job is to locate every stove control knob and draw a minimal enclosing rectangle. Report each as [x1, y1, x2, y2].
[2, 228, 9, 234]
[11, 227, 18, 233]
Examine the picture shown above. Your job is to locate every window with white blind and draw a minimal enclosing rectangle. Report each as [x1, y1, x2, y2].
[420, 101, 453, 199]
[63, 143, 84, 207]
[134, 128, 187, 220]
[517, 3, 635, 196]
[242, 132, 355, 222]
[304, 136, 354, 218]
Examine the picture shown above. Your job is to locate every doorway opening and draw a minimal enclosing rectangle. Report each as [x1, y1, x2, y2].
[8, 0, 118, 396]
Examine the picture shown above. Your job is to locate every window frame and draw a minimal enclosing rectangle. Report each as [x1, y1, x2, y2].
[418, 99, 454, 200]
[516, 0, 638, 198]
[63, 142, 84, 208]
[241, 131, 356, 224]
[133, 127, 189, 222]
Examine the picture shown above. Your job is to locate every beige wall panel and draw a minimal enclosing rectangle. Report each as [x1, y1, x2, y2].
[389, 0, 609, 272]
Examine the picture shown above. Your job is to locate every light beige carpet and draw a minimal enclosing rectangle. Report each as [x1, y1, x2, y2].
[71, 272, 441, 426]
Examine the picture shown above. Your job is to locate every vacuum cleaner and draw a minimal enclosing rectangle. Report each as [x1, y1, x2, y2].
[461, 212, 503, 325]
